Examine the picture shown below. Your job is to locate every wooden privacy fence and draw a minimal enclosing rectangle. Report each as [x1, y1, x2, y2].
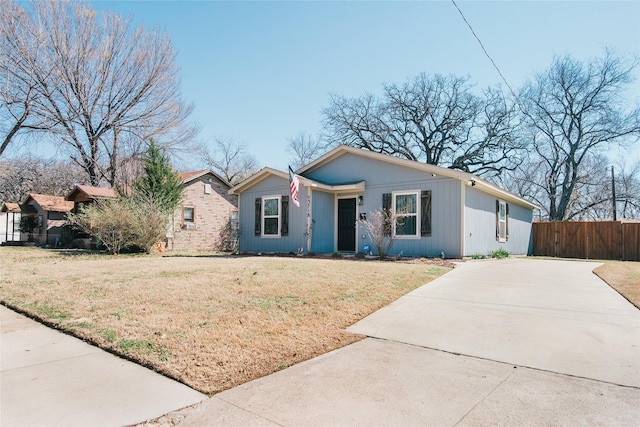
[532, 221, 640, 261]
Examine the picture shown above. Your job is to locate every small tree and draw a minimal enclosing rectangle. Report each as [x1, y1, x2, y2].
[18, 215, 38, 242]
[359, 209, 403, 260]
[133, 139, 183, 215]
[68, 139, 182, 254]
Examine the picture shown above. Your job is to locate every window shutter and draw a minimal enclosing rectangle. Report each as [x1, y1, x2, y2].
[382, 193, 392, 237]
[421, 190, 432, 237]
[255, 198, 261, 236]
[506, 203, 509, 241]
[281, 196, 289, 236]
[495, 200, 500, 241]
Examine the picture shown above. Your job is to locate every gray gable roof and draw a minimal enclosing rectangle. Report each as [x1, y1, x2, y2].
[231, 145, 538, 210]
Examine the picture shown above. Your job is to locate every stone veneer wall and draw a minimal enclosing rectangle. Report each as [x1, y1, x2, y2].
[168, 175, 237, 251]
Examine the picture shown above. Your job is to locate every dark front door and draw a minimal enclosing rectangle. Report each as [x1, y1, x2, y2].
[337, 198, 356, 252]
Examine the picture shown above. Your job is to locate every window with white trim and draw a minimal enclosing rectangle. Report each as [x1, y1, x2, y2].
[393, 190, 419, 238]
[497, 200, 508, 242]
[262, 196, 281, 237]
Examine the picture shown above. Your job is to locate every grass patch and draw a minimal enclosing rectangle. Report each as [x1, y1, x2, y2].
[594, 261, 640, 309]
[0, 247, 452, 395]
[119, 339, 172, 362]
[99, 328, 117, 343]
[24, 302, 70, 321]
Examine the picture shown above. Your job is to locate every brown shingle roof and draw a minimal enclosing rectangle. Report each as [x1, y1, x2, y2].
[179, 169, 210, 182]
[66, 185, 117, 201]
[180, 169, 231, 187]
[26, 194, 74, 212]
[1, 202, 20, 213]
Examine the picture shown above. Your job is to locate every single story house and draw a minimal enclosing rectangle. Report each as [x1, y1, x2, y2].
[64, 173, 238, 252]
[66, 185, 119, 248]
[166, 169, 238, 251]
[20, 194, 74, 246]
[229, 145, 538, 258]
[66, 185, 118, 213]
[1, 202, 22, 244]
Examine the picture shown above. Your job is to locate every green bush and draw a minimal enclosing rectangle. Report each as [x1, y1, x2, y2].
[67, 197, 167, 255]
[491, 248, 510, 259]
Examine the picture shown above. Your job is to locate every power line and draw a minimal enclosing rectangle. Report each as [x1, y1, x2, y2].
[450, 0, 519, 101]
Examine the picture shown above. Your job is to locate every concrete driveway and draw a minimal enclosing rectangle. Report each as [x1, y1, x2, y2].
[176, 258, 640, 426]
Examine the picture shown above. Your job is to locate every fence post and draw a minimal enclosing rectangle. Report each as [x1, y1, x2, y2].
[585, 222, 589, 260]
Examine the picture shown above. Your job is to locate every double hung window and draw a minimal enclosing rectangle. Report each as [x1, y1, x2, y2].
[496, 200, 509, 242]
[393, 191, 419, 238]
[262, 196, 281, 237]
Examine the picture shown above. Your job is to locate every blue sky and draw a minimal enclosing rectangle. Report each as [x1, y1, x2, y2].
[90, 1, 640, 170]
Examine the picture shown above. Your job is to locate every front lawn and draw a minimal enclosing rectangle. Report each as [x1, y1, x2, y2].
[594, 261, 640, 309]
[0, 247, 452, 394]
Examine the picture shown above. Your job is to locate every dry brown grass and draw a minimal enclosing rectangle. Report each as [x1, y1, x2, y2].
[594, 261, 640, 309]
[0, 247, 452, 395]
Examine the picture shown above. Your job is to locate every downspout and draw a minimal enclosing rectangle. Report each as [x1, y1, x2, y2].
[46, 211, 50, 246]
[460, 181, 466, 258]
[306, 186, 312, 253]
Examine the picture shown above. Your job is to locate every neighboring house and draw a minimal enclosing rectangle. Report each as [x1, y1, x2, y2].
[66, 185, 118, 248]
[66, 185, 118, 213]
[166, 170, 238, 251]
[20, 194, 74, 246]
[229, 145, 538, 258]
[1, 202, 22, 244]
[64, 176, 237, 252]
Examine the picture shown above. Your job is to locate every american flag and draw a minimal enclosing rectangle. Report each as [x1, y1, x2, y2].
[288, 166, 300, 207]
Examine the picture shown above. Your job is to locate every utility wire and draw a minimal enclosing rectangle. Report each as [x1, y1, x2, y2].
[450, 0, 519, 101]
[451, 0, 536, 122]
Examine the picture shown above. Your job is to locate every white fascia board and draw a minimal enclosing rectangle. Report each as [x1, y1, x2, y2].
[228, 167, 287, 195]
[299, 177, 365, 193]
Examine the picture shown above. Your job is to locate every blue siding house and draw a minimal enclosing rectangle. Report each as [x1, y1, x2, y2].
[229, 145, 538, 258]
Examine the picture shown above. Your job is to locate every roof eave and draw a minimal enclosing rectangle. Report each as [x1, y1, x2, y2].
[229, 167, 287, 195]
[471, 180, 540, 210]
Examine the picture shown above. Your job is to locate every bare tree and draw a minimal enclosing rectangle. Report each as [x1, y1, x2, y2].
[286, 131, 325, 169]
[0, 0, 196, 185]
[0, 156, 87, 203]
[519, 52, 640, 220]
[322, 73, 523, 178]
[0, 1, 53, 156]
[608, 160, 640, 219]
[201, 137, 258, 185]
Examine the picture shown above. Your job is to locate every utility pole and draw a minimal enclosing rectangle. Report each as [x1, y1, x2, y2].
[611, 166, 617, 220]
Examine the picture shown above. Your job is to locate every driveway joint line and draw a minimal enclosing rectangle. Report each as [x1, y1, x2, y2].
[1, 351, 102, 373]
[453, 366, 517, 426]
[213, 395, 286, 426]
[365, 337, 640, 391]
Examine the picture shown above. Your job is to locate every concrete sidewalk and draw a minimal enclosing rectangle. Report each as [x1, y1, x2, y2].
[175, 258, 640, 426]
[0, 306, 206, 427]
